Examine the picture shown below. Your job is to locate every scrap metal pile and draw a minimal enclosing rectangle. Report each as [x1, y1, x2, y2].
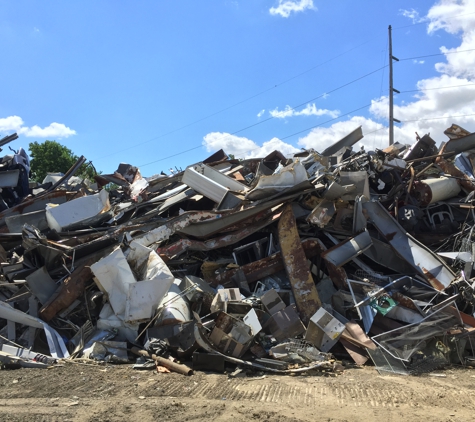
[2, 124, 475, 376]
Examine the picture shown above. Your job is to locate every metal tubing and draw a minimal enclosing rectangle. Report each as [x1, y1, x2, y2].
[131, 347, 193, 376]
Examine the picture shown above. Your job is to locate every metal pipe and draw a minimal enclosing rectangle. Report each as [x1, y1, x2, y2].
[131, 347, 193, 376]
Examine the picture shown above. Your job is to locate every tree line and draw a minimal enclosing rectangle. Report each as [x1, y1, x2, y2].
[28, 140, 98, 183]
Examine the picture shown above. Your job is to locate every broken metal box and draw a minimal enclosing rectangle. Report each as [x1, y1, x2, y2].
[208, 311, 254, 358]
[305, 307, 345, 352]
[210, 288, 242, 313]
[261, 288, 286, 315]
[263, 305, 305, 341]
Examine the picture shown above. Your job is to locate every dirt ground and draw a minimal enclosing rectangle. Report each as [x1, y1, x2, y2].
[0, 362, 474, 422]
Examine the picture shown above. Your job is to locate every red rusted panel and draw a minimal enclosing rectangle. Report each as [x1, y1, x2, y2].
[39, 264, 92, 322]
[39, 247, 116, 321]
[157, 211, 281, 259]
[277, 203, 321, 325]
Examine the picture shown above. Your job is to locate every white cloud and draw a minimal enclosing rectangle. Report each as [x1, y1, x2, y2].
[0, 116, 24, 132]
[205, 1, 475, 160]
[257, 109, 265, 118]
[400, 8, 425, 24]
[19, 122, 76, 138]
[0, 115, 76, 139]
[297, 116, 387, 152]
[369, 73, 475, 146]
[413, 59, 425, 64]
[376, 1, 475, 146]
[270, 103, 340, 119]
[353, 1, 475, 149]
[202, 132, 299, 158]
[427, 0, 475, 79]
[254, 137, 301, 157]
[203, 132, 258, 158]
[269, 0, 316, 18]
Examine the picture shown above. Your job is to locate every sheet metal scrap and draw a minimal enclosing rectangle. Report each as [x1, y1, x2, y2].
[278, 203, 322, 325]
[2, 124, 475, 378]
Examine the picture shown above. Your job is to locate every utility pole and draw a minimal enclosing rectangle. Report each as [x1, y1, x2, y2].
[388, 25, 400, 145]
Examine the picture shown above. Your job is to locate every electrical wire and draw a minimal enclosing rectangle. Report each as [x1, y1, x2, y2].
[102, 14, 475, 169]
[137, 65, 388, 169]
[138, 145, 204, 168]
[398, 48, 475, 61]
[225, 65, 388, 138]
[138, 102, 376, 167]
[121, 62, 388, 168]
[93, 39, 373, 161]
[393, 11, 475, 30]
[137, 65, 388, 167]
[140, 61, 475, 168]
[280, 104, 373, 141]
[400, 112, 475, 123]
[399, 83, 475, 94]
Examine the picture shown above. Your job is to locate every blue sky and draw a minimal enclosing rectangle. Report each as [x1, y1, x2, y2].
[1, 0, 474, 176]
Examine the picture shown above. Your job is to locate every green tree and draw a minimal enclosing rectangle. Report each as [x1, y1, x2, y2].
[28, 140, 98, 183]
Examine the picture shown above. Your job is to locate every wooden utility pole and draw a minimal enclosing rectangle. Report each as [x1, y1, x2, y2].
[388, 25, 400, 145]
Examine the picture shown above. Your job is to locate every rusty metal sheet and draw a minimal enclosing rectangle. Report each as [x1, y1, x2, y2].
[212, 238, 321, 287]
[444, 124, 471, 140]
[39, 246, 117, 322]
[177, 192, 303, 239]
[156, 210, 281, 259]
[39, 264, 92, 322]
[278, 203, 321, 325]
[434, 156, 475, 192]
[133, 210, 221, 246]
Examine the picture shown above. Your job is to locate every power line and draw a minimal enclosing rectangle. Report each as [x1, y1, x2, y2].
[401, 112, 475, 123]
[228, 65, 387, 138]
[393, 11, 475, 30]
[365, 127, 387, 136]
[93, 40, 373, 162]
[138, 145, 204, 168]
[140, 105, 388, 166]
[234, 122, 387, 158]
[280, 104, 372, 140]
[138, 110, 475, 168]
[102, 14, 475, 169]
[399, 83, 475, 94]
[138, 65, 388, 168]
[393, 20, 430, 30]
[398, 48, 475, 61]
[110, 51, 474, 169]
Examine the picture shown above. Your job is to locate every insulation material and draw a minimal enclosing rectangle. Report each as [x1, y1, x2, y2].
[91, 245, 175, 323]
